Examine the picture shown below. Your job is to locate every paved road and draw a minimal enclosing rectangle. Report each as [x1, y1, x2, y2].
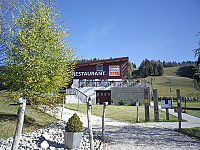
[49, 106, 200, 150]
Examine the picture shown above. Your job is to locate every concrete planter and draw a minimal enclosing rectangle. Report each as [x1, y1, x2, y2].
[64, 132, 83, 149]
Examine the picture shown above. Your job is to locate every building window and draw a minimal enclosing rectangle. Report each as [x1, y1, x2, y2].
[97, 64, 103, 71]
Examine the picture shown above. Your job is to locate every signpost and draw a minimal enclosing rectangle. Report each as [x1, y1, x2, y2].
[176, 89, 182, 129]
[153, 89, 159, 120]
[136, 100, 139, 122]
[144, 88, 150, 122]
[161, 99, 172, 120]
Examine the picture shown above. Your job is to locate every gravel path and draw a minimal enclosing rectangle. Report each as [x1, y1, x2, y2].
[50, 106, 200, 150]
[1, 105, 200, 149]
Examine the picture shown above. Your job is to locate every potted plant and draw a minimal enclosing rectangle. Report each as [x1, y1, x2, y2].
[111, 99, 114, 105]
[97, 98, 100, 105]
[64, 113, 83, 149]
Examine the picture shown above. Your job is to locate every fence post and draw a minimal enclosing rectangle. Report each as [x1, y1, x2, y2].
[166, 108, 169, 120]
[87, 100, 94, 150]
[12, 98, 26, 150]
[136, 100, 139, 122]
[144, 88, 150, 122]
[153, 89, 159, 120]
[176, 89, 182, 129]
[102, 102, 108, 142]
[184, 97, 186, 113]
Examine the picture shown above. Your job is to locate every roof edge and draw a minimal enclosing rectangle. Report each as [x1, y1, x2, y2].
[76, 57, 129, 66]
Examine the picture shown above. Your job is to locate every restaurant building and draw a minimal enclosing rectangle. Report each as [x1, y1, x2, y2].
[72, 57, 129, 88]
[66, 57, 148, 105]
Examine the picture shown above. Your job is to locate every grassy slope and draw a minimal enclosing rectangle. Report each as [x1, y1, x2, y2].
[0, 90, 58, 139]
[148, 67, 200, 118]
[145, 67, 199, 97]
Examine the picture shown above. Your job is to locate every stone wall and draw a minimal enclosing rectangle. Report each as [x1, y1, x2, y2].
[111, 87, 150, 105]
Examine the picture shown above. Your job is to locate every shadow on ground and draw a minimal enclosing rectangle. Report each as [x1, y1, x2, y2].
[176, 66, 195, 79]
[93, 124, 200, 149]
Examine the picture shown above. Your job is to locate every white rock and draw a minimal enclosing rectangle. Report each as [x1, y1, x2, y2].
[41, 133, 50, 141]
[40, 140, 49, 149]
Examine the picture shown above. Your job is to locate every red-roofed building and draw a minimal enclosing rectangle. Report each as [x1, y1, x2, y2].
[72, 57, 129, 88]
[66, 57, 148, 105]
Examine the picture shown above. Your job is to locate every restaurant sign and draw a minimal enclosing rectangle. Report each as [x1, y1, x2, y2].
[109, 65, 120, 76]
[74, 71, 106, 77]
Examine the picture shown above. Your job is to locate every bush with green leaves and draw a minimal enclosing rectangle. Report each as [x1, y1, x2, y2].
[65, 113, 83, 132]
[118, 100, 127, 106]
[88, 97, 91, 101]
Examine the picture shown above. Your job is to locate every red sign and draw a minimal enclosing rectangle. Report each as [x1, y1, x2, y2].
[144, 95, 148, 99]
[174, 108, 181, 113]
[154, 107, 158, 111]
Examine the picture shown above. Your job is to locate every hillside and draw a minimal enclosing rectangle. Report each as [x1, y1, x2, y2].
[145, 66, 199, 98]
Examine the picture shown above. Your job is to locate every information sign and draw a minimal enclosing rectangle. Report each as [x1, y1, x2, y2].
[144, 99, 149, 104]
[109, 65, 120, 76]
[136, 101, 139, 107]
[174, 107, 181, 113]
[161, 99, 173, 109]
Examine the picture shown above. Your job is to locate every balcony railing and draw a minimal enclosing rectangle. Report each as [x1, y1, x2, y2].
[78, 80, 146, 88]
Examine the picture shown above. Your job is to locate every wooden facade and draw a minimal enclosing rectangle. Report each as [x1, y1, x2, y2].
[73, 57, 128, 80]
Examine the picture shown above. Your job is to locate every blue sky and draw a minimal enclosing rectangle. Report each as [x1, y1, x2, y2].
[57, 0, 200, 67]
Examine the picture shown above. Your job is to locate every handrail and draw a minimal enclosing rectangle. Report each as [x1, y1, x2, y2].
[66, 88, 88, 103]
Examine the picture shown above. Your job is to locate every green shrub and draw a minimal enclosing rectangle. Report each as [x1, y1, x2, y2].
[65, 113, 83, 132]
[111, 99, 114, 103]
[88, 97, 91, 101]
[118, 100, 127, 106]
